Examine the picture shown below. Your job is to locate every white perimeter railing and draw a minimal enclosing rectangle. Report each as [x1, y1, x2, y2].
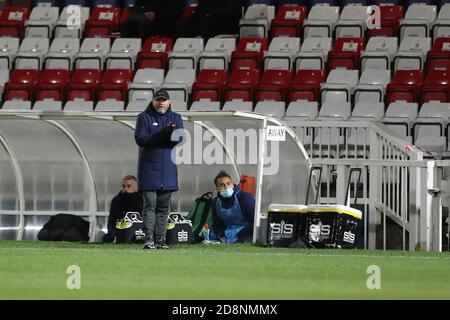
[284, 119, 450, 252]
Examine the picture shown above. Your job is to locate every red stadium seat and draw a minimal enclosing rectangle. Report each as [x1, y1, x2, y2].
[191, 69, 228, 102]
[84, 7, 121, 38]
[426, 37, 450, 70]
[35, 70, 71, 101]
[327, 38, 365, 71]
[66, 69, 102, 101]
[386, 70, 424, 105]
[255, 69, 292, 102]
[427, 58, 450, 74]
[136, 37, 173, 70]
[3, 69, 39, 101]
[230, 38, 269, 71]
[270, 5, 307, 38]
[288, 69, 325, 102]
[367, 5, 404, 38]
[96, 69, 133, 101]
[420, 69, 450, 104]
[0, 7, 29, 38]
[430, 37, 450, 53]
[223, 68, 260, 102]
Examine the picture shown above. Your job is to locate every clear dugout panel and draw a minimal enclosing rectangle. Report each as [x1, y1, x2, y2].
[0, 140, 20, 240]
[0, 119, 91, 212]
[0, 138, 19, 211]
[23, 215, 51, 240]
[171, 118, 261, 212]
[260, 119, 312, 214]
[60, 120, 138, 212]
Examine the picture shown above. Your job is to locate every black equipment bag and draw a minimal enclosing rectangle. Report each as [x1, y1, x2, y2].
[166, 213, 193, 245]
[115, 212, 146, 244]
[37, 214, 90, 242]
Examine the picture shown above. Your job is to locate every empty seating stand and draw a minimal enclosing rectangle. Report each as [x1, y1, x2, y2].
[198, 37, 236, 71]
[303, 4, 340, 38]
[224, 68, 260, 102]
[35, 69, 70, 101]
[427, 37, 450, 68]
[295, 37, 332, 71]
[270, 5, 307, 38]
[231, 38, 269, 71]
[168, 38, 204, 70]
[0, 7, 30, 38]
[191, 69, 228, 103]
[84, 7, 121, 38]
[136, 37, 173, 70]
[239, 4, 275, 38]
[66, 68, 101, 101]
[3, 69, 40, 101]
[256, 69, 292, 102]
[327, 37, 365, 72]
[263, 37, 300, 70]
[413, 102, 449, 153]
[127, 68, 164, 108]
[288, 69, 325, 102]
[420, 67, 450, 104]
[368, 5, 404, 38]
[24, 6, 59, 38]
[0, 0, 450, 159]
[44, 38, 80, 70]
[96, 69, 132, 102]
[0, 37, 20, 69]
[386, 70, 424, 105]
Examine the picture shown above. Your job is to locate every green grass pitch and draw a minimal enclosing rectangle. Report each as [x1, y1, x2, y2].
[1, 240, 449, 300]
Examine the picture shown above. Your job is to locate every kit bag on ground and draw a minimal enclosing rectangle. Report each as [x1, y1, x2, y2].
[37, 214, 90, 242]
[166, 213, 193, 245]
[186, 192, 214, 243]
[115, 212, 146, 244]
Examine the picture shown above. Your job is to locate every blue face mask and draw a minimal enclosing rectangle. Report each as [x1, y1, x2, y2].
[220, 187, 234, 198]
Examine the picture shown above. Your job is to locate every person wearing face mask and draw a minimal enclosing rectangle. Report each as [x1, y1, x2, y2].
[134, 88, 184, 250]
[102, 175, 143, 243]
[210, 171, 255, 244]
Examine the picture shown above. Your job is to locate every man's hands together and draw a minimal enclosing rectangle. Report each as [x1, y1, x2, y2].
[163, 123, 176, 136]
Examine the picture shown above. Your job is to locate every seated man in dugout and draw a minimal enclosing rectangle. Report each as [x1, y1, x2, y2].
[102, 175, 143, 243]
[209, 171, 255, 244]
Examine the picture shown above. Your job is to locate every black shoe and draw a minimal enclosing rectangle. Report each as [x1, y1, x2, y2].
[156, 242, 169, 249]
[143, 241, 156, 249]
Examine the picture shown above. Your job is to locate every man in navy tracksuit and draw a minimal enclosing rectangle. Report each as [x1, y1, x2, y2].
[134, 88, 184, 249]
[211, 171, 255, 244]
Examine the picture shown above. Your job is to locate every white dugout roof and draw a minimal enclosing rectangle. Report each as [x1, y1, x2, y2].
[0, 111, 313, 241]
